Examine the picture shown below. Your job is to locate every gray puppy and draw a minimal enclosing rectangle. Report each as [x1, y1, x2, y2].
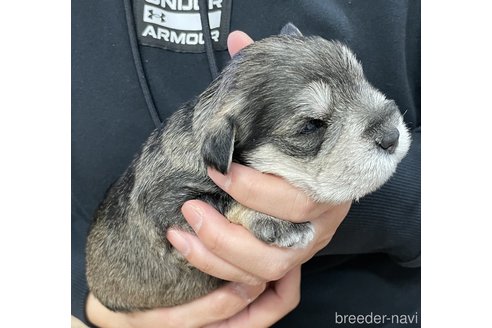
[86, 24, 411, 312]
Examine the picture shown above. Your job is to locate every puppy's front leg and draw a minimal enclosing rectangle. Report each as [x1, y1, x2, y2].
[226, 203, 314, 248]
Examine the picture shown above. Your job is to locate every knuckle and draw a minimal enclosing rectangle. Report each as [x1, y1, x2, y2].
[299, 201, 316, 220]
[208, 230, 226, 253]
[210, 291, 242, 318]
[262, 260, 290, 281]
[198, 258, 213, 274]
[239, 177, 258, 204]
[210, 294, 228, 315]
[292, 193, 315, 221]
[288, 291, 301, 311]
[244, 275, 266, 286]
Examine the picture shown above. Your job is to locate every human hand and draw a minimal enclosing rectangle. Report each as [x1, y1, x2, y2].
[86, 266, 300, 328]
[85, 32, 307, 328]
[168, 163, 351, 286]
[171, 28, 350, 282]
[85, 282, 264, 328]
[165, 30, 350, 315]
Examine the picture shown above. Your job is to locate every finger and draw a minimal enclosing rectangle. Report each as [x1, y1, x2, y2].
[167, 229, 264, 285]
[205, 266, 302, 328]
[181, 200, 304, 281]
[247, 266, 301, 322]
[227, 31, 254, 57]
[208, 163, 334, 222]
[162, 281, 266, 328]
[86, 293, 132, 328]
[310, 201, 352, 250]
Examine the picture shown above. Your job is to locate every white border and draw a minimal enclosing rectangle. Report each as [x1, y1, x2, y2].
[423, 1, 492, 327]
[0, 2, 70, 327]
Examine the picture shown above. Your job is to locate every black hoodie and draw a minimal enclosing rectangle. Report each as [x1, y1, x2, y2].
[72, 0, 420, 326]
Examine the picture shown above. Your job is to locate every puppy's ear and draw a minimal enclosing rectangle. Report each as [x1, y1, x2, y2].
[280, 23, 303, 37]
[201, 118, 236, 174]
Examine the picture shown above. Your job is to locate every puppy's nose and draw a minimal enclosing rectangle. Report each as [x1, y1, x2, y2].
[378, 128, 399, 154]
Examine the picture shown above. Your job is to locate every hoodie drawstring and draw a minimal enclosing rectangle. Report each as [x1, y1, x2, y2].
[199, 0, 219, 80]
[124, 0, 220, 129]
[123, 0, 162, 128]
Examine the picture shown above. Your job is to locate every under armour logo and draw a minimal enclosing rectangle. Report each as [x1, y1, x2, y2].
[147, 9, 166, 22]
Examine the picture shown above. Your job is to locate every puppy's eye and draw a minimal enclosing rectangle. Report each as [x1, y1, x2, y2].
[300, 119, 326, 134]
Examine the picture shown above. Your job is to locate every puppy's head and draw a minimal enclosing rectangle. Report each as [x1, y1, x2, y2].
[195, 24, 411, 203]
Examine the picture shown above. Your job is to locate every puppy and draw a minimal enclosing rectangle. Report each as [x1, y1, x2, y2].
[86, 24, 411, 312]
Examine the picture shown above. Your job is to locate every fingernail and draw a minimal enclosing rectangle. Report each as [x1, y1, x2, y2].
[185, 203, 203, 232]
[167, 230, 190, 257]
[207, 168, 231, 190]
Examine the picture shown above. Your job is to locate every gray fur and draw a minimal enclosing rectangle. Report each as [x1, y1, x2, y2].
[280, 22, 303, 37]
[86, 27, 411, 312]
[250, 216, 315, 248]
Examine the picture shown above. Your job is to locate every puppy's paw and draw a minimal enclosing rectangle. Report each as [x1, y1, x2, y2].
[249, 216, 315, 248]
